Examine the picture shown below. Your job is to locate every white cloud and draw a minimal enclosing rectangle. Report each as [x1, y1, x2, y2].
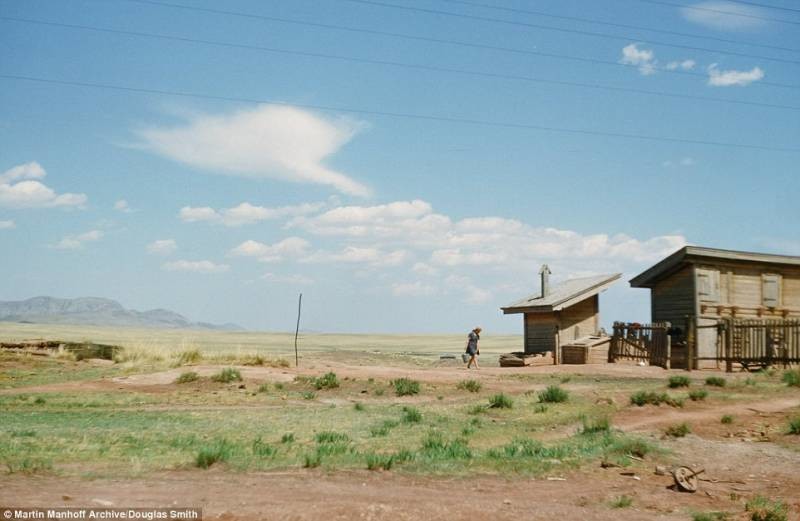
[707, 64, 764, 87]
[54, 230, 103, 250]
[261, 273, 314, 285]
[620, 44, 657, 76]
[0, 162, 87, 209]
[444, 274, 493, 305]
[229, 237, 311, 262]
[681, 1, 766, 31]
[147, 239, 177, 255]
[412, 262, 438, 276]
[391, 281, 437, 297]
[114, 199, 132, 213]
[180, 201, 324, 227]
[162, 260, 229, 273]
[662, 157, 695, 168]
[304, 246, 410, 267]
[665, 59, 696, 71]
[0, 220, 15, 229]
[137, 105, 369, 196]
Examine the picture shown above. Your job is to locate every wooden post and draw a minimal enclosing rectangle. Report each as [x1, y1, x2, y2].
[665, 325, 671, 370]
[725, 318, 733, 373]
[294, 293, 302, 368]
[685, 315, 693, 372]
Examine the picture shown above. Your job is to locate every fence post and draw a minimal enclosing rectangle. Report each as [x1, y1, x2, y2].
[685, 315, 693, 372]
[665, 332, 671, 370]
[725, 318, 732, 373]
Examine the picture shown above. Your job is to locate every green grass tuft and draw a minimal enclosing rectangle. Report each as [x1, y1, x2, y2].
[787, 417, 800, 435]
[313, 372, 340, 390]
[301, 391, 316, 400]
[174, 348, 202, 365]
[745, 495, 788, 521]
[315, 431, 350, 444]
[175, 371, 199, 384]
[457, 379, 482, 393]
[630, 390, 682, 407]
[420, 432, 471, 460]
[610, 495, 633, 508]
[211, 367, 242, 383]
[392, 377, 420, 396]
[365, 452, 394, 471]
[370, 420, 399, 437]
[353, 402, 365, 411]
[251, 437, 277, 457]
[721, 415, 734, 425]
[538, 385, 569, 403]
[280, 433, 295, 444]
[689, 389, 709, 401]
[705, 376, 726, 387]
[581, 416, 611, 434]
[257, 383, 270, 393]
[303, 452, 321, 468]
[781, 369, 800, 388]
[401, 406, 422, 424]
[488, 393, 513, 409]
[692, 511, 731, 521]
[195, 439, 234, 469]
[665, 422, 691, 438]
[668, 375, 691, 388]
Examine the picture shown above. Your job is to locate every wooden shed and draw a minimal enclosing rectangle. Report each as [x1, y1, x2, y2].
[630, 246, 800, 369]
[502, 266, 620, 363]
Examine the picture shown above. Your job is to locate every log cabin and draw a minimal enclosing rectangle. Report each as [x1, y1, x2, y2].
[502, 266, 620, 363]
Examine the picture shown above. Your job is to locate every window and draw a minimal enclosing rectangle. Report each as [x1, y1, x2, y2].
[762, 274, 781, 308]
[696, 268, 720, 303]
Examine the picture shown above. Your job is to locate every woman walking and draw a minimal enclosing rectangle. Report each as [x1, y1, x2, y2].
[465, 327, 481, 369]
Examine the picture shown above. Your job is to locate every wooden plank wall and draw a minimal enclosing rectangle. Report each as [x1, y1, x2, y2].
[558, 295, 599, 345]
[652, 265, 695, 328]
[524, 314, 557, 354]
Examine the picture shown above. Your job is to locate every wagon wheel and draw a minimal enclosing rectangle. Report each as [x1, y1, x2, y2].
[672, 466, 702, 492]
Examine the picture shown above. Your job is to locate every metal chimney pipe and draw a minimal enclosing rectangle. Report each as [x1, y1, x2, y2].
[539, 264, 551, 298]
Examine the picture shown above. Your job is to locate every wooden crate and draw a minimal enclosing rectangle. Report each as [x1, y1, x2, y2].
[561, 336, 610, 364]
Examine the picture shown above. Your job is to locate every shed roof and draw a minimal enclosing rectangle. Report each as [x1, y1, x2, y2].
[630, 246, 800, 288]
[502, 273, 621, 314]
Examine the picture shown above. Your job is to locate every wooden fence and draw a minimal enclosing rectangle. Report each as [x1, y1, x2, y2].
[609, 322, 672, 369]
[709, 318, 800, 372]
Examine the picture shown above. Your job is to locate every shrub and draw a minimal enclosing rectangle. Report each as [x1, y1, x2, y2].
[174, 348, 202, 365]
[393, 378, 420, 396]
[196, 439, 234, 469]
[457, 379, 482, 393]
[788, 417, 800, 435]
[721, 415, 734, 425]
[630, 391, 682, 407]
[488, 393, 513, 409]
[705, 376, 726, 387]
[607, 436, 654, 459]
[303, 452, 321, 468]
[211, 367, 242, 383]
[175, 371, 199, 384]
[313, 372, 340, 390]
[689, 389, 709, 401]
[581, 416, 611, 434]
[365, 452, 394, 471]
[782, 369, 800, 388]
[353, 402, 365, 411]
[745, 495, 788, 521]
[251, 437, 276, 457]
[280, 433, 295, 444]
[241, 354, 265, 366]
[668, 375, 691, 388]
[33, 397, 46, 405]
[610, 495, 633, 508]
[534, 404, 549, 414]
[401, 406, 422, 423]
[301, 391, 316, 400]
[538, 385, 569, 403]
[315, 431, 349, 444]
[665, 422, 691, 438]
[257, 383, 270, 393]
[274, 382, 284, 390]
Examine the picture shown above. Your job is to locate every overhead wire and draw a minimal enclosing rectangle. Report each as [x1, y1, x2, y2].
[3, 16, 798, 112]
[1, 73, 798, 153]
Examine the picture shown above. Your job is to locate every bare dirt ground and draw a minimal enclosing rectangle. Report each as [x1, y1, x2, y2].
[2, 360, 799, 520]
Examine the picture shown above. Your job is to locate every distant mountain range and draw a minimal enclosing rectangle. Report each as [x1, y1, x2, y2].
[0, 296, 243, 330]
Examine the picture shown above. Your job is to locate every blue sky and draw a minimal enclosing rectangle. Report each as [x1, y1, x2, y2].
[1, 0, 798, 333]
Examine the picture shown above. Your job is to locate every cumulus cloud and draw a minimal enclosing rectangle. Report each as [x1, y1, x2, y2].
[147, 239, 177, 255]
[662, 157, 695, 168]
[137, 105, 369, 196]
[54, 230, 103, 250]
[0, 162, 87, 209]
[681, 1, 766, 31]
[391, 281, 437, 297]
[0, 220, 15, 229]
[620, 44, 657, 76]
[180, 201, 324, 227]
[162, 260, 229, 273]
[665, 60, 696, 71]
[114, 199, 132, 213]
[707, 64, 764, 87]
[229, 237, 311, 262]
[303, 246, 410, 267]
[261, 273, 314, 285]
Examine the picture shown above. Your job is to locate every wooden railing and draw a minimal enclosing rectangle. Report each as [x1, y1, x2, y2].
[610, 322, 672, 369]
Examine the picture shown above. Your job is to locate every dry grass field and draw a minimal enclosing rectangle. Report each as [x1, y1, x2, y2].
[1, 323, 799, 520]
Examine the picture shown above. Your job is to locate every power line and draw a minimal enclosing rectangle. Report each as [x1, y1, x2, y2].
[722, 0, 800, 15]
[114, 0, 800, 90]
[1, 73, 797, 153]
[629, 0, 800, 24]
[436, 0, 800, 54]
[4, 16, 798, 112]
[338, 0, 800, 63]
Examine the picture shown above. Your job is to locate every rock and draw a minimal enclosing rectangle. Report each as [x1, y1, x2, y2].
[503, 499, 512, 505]
[654, 465, 669, 476]
[62, 495, 72, 501]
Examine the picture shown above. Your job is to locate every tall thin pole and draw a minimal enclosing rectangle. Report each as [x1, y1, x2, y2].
[294, 293, 302, 367]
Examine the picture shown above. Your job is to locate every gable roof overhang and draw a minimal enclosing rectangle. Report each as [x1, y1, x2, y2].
[501, 273, 621, 315]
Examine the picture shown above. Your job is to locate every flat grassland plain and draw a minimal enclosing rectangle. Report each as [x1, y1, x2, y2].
[1, 323, 799, 520]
